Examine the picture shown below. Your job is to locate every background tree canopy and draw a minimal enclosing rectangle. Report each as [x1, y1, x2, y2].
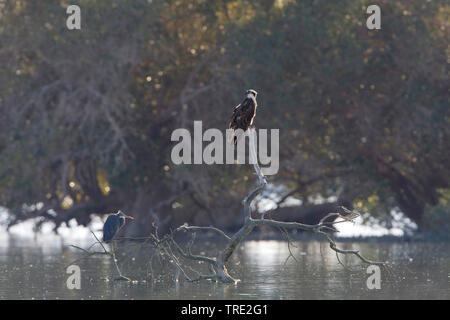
[0, 0, 448, 235]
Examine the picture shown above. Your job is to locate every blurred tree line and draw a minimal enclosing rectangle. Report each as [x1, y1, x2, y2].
[0, 0, 448, 235]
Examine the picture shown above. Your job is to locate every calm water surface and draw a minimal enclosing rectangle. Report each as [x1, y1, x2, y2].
[0, 236, 448, 299]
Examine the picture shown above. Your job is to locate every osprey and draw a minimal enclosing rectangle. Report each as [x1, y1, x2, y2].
[229, 89, 258, 145]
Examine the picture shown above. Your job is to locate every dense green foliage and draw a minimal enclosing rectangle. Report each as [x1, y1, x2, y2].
[0, 0, 448, 234]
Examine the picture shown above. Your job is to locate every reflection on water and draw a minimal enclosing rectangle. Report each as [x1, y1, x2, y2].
[0, 236, 448, 299]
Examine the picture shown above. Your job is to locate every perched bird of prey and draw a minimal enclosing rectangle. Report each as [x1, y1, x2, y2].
[102, 210, 134, 243]
[229, 89, 258, 145]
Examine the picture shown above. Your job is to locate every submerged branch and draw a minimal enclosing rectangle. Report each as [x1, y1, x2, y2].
[68, 129, 386, 283]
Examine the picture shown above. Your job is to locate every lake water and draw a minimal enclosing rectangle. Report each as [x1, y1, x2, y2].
[0, 236, 448, 299]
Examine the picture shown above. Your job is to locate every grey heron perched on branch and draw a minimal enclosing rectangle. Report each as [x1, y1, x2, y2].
[102, 210, 134, 243]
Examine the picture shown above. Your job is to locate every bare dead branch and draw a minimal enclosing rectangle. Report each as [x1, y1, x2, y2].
[68, 130, 385, 283]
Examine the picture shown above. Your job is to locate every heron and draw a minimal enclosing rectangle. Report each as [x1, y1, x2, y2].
[102, 210, 134, 243]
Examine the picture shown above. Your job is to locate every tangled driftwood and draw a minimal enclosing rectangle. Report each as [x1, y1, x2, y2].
[70, 128, 385, 283]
